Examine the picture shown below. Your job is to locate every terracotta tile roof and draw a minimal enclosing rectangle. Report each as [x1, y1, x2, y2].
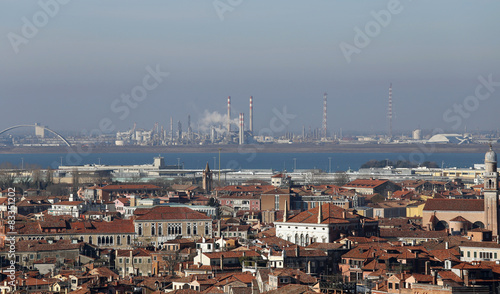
[437, 271, 463, 283]
[0, 239, 82, 252]
[215, 185, 274, 193]
[71, 219, 135, 234]
[423, 199, 483, 211]
[88, 267, 119, 278]
[362, 259, 386, 271]
[286, 203, 354, 224]
[115, 198, 130, 205]
[449, 216, 471, 223]
[117, 248, 152, 257]
[428, 248, 461, 262]
[336, 236, 388, 244]
[255, 227, 276, 238]
[379, 228, 448, 239]
[408, 273, 433, 283]
[343, 179, 389, 189]
[261, 284, 315, 294]
[204, 250, 260, 259]
[169, 289, 200, 294]
[262, 187, 292, 195]
[98, 184, 161, 191]
[256, 236, 294, 248]
[136, 206, 211, 221]
[171, 184, 199, 191]
[306, 242, 344, 250]
[203, 285, 225, 294]
[459, 241, 500, 249]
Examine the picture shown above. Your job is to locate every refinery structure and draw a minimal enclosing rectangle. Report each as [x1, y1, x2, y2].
[0, 91, 499, 147]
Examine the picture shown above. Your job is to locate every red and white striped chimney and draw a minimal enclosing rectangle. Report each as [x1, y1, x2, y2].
[227, 96, 231, 134]
[239, 113, 244, 145]
[249, 96, 253, 133]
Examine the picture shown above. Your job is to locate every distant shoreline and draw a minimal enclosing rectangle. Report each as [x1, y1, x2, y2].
[0, 143, 491, 154]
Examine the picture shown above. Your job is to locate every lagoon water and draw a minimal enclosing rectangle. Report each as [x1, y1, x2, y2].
[0, 152, 485, 172]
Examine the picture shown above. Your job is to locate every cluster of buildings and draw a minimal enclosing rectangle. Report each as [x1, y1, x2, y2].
[1, 148, 500, 293]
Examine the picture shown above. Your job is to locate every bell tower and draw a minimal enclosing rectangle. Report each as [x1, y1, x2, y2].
[202, 162, 213, 194]
[484, 145, 499, 236]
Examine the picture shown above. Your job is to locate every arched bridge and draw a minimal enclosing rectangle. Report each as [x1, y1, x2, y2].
[0, 124, 71, 147]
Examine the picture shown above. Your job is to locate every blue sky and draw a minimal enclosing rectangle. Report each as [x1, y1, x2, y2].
[1, 0, 499, 136]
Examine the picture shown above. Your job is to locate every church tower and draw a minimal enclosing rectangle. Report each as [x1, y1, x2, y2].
[202, 162, 213, 194]
[484, 145, 499, 236]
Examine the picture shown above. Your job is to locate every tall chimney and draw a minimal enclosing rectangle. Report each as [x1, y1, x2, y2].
[317, 202, 322, 224]
[217, 220, 221, 238]
[239, 113, 245, 145]
[283, 200, 288, 222]
[170, 116, 173, 142]
[227, 96, 231, 134]
[249, 96, 253, 134]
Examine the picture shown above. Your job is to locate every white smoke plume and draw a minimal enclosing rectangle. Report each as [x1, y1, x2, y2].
[198, 110, 239, 134]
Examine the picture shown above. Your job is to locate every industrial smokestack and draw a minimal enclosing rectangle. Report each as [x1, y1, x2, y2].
[249, 96, 253, 134]
[323, 93, 327, 140]
[239, 113, 244, 145]
[170, 117, 173, 142]
[177, 121, 182, 141]
[187, 114, 192, 142]
[227, 96, 231, 134]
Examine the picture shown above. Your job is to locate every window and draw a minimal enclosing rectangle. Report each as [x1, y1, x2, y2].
[139, 258, 142, 264]
[467, 251, 470, 258]
[480, 252, 493, 259]
[474, 252, 477, 258]
[275, 195, 280, 210]
[119, 258, 123, 263]
[148, 258, 151, 263]
[134, 258, 137, 263]
[126, 258, 130, 263]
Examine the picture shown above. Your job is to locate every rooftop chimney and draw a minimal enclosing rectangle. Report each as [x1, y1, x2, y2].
[317, 202, 322, 224]
[283, 200, 288, 222]
[220, 254, 224, 271]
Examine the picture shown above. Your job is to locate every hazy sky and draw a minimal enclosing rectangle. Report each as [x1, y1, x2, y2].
[1, 1, 500, 136]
